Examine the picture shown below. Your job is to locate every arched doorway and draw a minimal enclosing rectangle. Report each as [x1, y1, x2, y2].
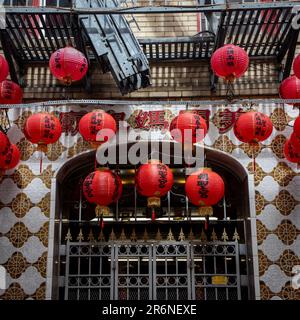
[47, 142, 258, 300]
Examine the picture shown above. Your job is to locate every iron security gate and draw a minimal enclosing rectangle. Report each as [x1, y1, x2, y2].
[64, 241, 241, 300]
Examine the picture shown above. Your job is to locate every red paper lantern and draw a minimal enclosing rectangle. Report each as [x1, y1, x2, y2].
[290, 132, 300, 151]
[185, 168, 225, 207]
[136, 160, 174, 198]
[210, 44, 249, 81]
[170, 112, 208, 144]
[49, 46, 88, 85]
[294, 116, 300, 137]
[83, 169, 123, 219]
[0, 80, 22, 104]
[0, 143, 20, 171]
[185, 168, 224, 230]
[135, 160, 174, 220]
[0, 131, 10, 153]
[0, 54, 9, 82]
[79, 110, 117, 148]
[293, 54, 300, 79]
[284, 139, 300, 163]
[233, 111, 273, 143]
[24, 112, 62, 151]
[279, 75, 300, 105]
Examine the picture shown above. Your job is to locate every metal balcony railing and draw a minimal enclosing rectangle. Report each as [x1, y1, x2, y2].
[0, 1, 299, 92]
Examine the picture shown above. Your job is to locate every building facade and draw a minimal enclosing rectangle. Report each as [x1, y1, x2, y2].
[0, 0, 300, 300]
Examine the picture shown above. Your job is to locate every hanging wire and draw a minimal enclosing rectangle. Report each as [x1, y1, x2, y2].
[2, 98, 300, 109]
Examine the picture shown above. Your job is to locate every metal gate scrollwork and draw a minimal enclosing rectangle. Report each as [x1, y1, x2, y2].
[65, 241, 241, 300]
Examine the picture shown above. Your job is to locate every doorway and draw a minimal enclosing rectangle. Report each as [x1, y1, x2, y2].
[49, 143, 258, 300]
[65, 240, 241, 300]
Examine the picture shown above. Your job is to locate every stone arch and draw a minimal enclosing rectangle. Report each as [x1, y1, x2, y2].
[46, 141, 259, 300]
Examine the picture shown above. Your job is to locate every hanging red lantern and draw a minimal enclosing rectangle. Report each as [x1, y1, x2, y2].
[0, 143, 20, 173]
[293, 54, 300, 79]
[234, 111, 273, 171]
[294, 116, 300, 137]
[0, 54, 9, 82]
[49, 46, 88, 85]
[24, 112, 62, 173]
[284, 139, 300, 163]
[0, 131, 10, 153]
[185, 168, 225, 229]
[233, 111, 273, 143]
[83, 169, 123, 228]
[79, 109, 117, 148]
[210, 44, 249, 81]
[24, 112, 62, 151]
[0, 80, 22, 104]
[279, 75, 300, 105]
[170, 112, 208, 144]
[135, 160, 174, 221]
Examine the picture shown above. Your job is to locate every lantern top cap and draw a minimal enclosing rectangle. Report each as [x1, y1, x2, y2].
[147, 159, 161, 164]
[191, 167, 213, 174]
[95, 167, 111, 172]
[91, 109, 105, 113]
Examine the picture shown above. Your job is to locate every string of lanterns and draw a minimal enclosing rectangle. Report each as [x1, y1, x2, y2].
[279, 53, 300, 164]
[0, 53, 22, 174]
[1, 42, 299, 218]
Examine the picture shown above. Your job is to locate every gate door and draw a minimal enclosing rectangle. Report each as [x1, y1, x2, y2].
[65, 243, 114, 300]
[64, 241, 242, 300]
[191, 242, 241, 300]
[153, 242, 191, 300]
[114, 243, 152, 300]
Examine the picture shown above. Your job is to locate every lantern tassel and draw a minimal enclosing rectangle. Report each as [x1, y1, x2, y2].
[204, 215, 209, 231]
[252, 143, 256, 172]
[151, 208, 156, 222]
[40, 150, 43, 174]
[98, 215, 104, 230]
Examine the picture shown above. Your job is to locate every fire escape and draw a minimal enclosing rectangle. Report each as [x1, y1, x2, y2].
[0, 1, 299, 95]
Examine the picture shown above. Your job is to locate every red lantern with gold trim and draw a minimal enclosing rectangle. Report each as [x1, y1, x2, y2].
[83, 169, 123, 229]
[279, 75, 300, 105]
[185, 168, 225, 229]
[284, 139, 300, 163]
[233, 111, 273, 143]
[135, 160, 174, 221]
[0, 131, 10, 153]
[210, 44, 249, 81]
[24, 112, 62, 172]
[0, 80, 22, 104]
[234, 111, 273, 171]
[79, 109, 117, 148]
[0, 54, 9, 82]
[24, 112, 62, 151]
[49, 46, 88, 85]
[0, 143, 20, 174]
[170, 112, 208, 144]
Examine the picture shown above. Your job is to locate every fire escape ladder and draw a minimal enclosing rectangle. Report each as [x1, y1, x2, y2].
[75, 0, 151, 95]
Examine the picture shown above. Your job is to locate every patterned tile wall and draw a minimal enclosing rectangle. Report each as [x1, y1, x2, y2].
[0, 103, 299, 300]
